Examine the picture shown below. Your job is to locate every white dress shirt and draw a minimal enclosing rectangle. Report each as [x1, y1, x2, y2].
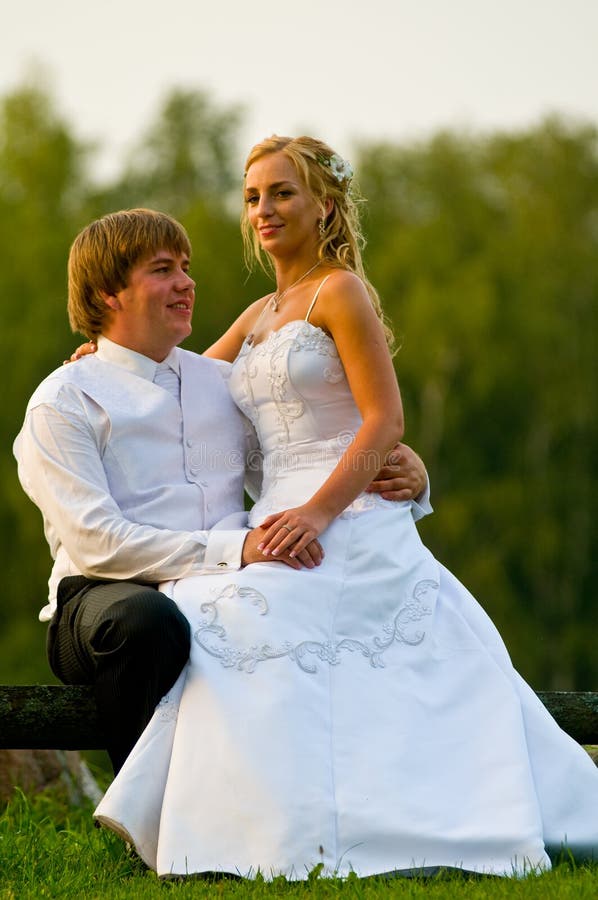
[14, 338, 251, 621]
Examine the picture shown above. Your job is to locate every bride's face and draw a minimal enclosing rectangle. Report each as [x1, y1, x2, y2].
[244, 152, 322, 259]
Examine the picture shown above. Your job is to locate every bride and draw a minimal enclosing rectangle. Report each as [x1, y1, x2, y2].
[95, 135, 598, 879]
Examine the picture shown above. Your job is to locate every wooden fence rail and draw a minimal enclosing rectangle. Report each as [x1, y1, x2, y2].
[0, 685, 102, 749]
[1, 686, 598, 750]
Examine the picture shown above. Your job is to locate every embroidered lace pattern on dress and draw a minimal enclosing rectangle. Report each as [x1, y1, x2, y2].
[340, 492, 393, 517]
[154, 691, 179, 723]
[289, 323, 345, 385]
[237, 322, 346, 447]
[193, 579, 437, 674]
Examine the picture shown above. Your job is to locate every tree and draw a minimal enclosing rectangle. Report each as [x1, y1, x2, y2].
[1, 74, 596, 693]
[97, 88, 244, 216]
[357, 119, 598, 687]
[0, 79, 92, 680]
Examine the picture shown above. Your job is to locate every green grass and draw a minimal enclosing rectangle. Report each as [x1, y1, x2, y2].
[1, 788, 598, 899]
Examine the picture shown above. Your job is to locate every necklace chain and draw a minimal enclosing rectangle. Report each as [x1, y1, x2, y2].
[246, 261, 321, 347]
[270, 262, 321, 312]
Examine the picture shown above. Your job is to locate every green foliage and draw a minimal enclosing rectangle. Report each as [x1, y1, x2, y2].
[0, 81, 91, 677]
[95, 87, 244, 215]
[0, 75, 595, 691]
[358, 120, 598, 688]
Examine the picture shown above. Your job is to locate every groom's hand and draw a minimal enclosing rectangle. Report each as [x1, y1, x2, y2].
[242, 526, 323, 569]
[366, 442, 427, 501]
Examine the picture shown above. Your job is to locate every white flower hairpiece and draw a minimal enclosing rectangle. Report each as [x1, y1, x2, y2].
[321, 153, 353, 185]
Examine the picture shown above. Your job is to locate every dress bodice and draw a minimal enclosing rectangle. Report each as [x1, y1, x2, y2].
[229, 320, 365, 522]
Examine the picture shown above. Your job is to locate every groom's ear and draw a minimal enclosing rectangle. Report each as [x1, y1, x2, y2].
[100, 290, 121, 311]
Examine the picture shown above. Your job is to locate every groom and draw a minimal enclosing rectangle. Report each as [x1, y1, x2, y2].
[14, 209, 430, 773]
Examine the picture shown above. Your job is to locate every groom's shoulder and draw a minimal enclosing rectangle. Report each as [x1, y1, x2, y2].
[177, 348, 232, 382]
[25, 356, 105, 410]
[27, 354, 127, 409]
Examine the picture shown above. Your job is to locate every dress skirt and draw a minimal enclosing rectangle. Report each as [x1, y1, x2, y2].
[95, 501, 598, 878]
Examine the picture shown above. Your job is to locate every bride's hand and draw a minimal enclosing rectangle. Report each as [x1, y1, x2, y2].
[258, 505, 332, 559]
[63, 340, 97, 365]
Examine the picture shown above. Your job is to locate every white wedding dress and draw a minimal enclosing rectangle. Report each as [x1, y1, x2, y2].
[95, 310, 598, 879]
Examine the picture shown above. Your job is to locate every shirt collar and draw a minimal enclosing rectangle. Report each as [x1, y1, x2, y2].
[95, 336, 180, 382]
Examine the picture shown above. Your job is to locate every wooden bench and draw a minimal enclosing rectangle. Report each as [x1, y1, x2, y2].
[1, 686, 598, 750]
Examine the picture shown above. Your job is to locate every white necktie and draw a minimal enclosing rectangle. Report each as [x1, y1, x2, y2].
[153, 361, 181, 403]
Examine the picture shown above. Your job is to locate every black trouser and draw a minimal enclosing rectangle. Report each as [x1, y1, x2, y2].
[47, 576, 191, 774]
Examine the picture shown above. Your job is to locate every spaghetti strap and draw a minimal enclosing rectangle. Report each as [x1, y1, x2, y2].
[305, 275, 332, 323]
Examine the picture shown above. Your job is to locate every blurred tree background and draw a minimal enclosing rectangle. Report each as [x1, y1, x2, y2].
[1, 77, 596, 690]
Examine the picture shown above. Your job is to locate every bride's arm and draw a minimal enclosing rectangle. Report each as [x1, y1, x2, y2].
[259, 271, 404, 558]
[203, 298, 265, 361]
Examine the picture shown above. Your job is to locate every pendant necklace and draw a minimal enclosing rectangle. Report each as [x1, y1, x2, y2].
[269, 261, 321, 312]
[246, 261, 321, 347]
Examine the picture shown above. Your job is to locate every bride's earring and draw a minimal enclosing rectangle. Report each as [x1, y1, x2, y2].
[318, 218, 326, 238]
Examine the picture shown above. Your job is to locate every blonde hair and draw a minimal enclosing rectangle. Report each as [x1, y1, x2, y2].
[241, 135, 395, 353]
[67, 208, 191, 339]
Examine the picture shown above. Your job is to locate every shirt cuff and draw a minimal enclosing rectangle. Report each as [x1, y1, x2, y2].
[201, 529, 248, 573]
[410, 477, 433, 522]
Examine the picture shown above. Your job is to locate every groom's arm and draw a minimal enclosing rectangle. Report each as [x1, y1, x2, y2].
[241, 414, 263, 503]
[14, 389, 249, 581]
[15, 389, 322, 580]
[366, 443, 432, 521]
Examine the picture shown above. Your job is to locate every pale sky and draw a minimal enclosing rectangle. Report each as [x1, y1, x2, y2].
[2, 0, 597, 181]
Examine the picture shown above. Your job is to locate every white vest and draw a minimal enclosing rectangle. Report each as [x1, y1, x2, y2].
[26, 349, 248, 533]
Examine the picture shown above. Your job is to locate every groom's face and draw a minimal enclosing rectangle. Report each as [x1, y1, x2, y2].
[101, 249, 195, 361]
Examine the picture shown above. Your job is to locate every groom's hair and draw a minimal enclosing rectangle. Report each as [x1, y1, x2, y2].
[67, 208, 191, 340]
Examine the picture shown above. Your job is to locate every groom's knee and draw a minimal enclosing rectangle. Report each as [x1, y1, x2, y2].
[93, 586, 190, 669]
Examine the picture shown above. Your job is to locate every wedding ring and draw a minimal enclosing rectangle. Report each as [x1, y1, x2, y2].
[281, 524, 293, 533]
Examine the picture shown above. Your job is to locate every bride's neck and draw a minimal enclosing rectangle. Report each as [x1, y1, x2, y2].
[274, 257, 321, 293]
